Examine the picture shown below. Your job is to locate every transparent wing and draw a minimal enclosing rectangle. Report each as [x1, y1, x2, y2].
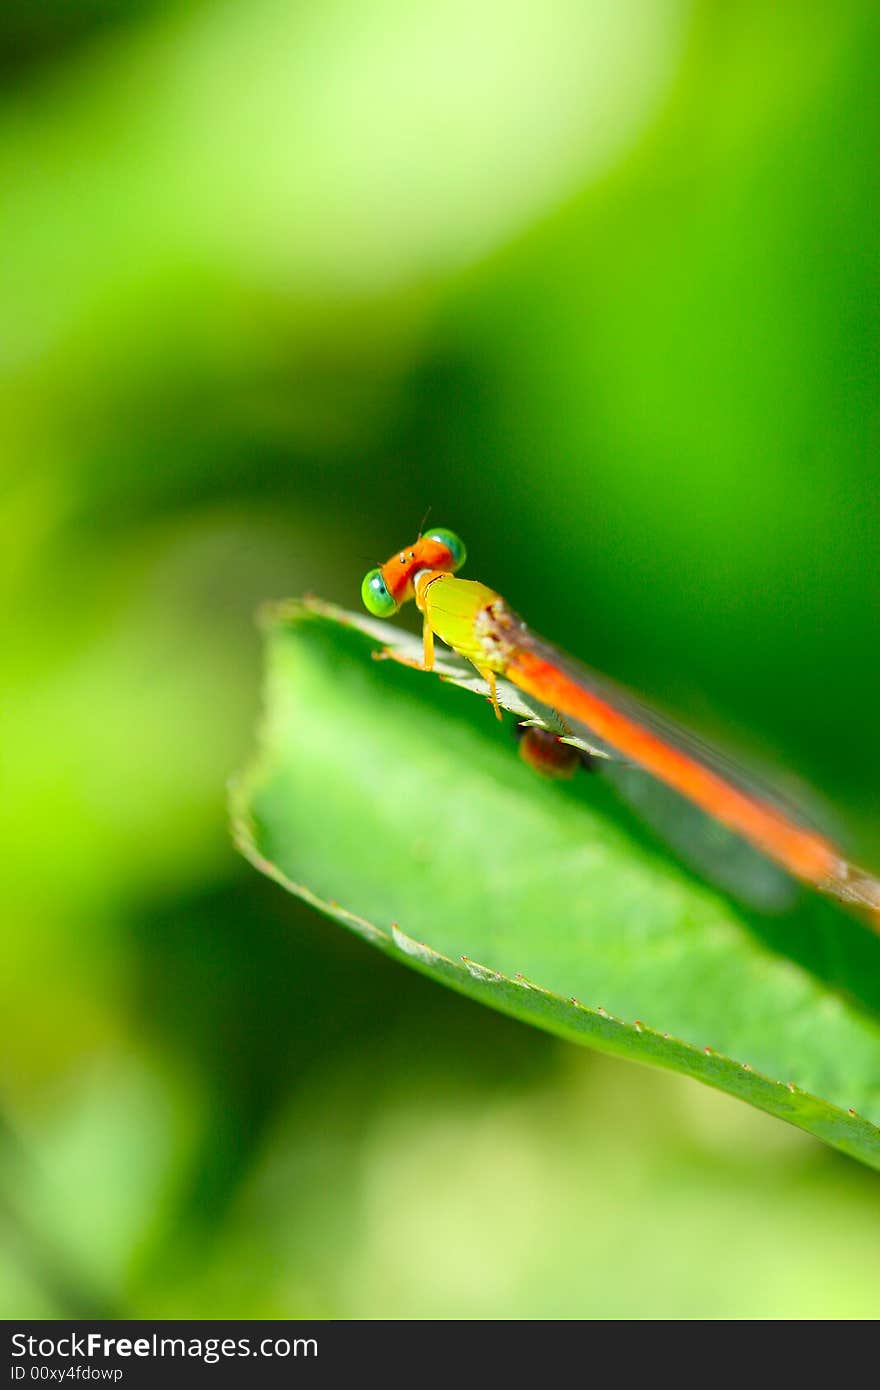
[508, 617, 833, 912]
[515, 619, 824, 821]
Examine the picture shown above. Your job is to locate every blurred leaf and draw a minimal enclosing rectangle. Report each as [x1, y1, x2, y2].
[233, 600, 880, 1169]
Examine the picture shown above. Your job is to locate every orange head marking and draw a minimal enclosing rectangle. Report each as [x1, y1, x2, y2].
[361, 528, 467, 616]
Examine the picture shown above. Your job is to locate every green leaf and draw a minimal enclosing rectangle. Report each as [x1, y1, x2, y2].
[232, 598, 880, 1168]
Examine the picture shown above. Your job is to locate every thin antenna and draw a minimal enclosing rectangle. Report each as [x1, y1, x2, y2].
[417, 504, 433, 538]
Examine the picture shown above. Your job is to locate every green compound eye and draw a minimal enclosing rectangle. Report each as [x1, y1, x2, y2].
[361, 568, 398, 617]
[426, 528, 467, 571]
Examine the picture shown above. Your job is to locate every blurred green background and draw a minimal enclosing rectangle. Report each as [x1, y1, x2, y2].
[2, 0, 879, 1319]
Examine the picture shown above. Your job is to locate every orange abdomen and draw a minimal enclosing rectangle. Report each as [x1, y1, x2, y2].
[508, 649, 839, 889]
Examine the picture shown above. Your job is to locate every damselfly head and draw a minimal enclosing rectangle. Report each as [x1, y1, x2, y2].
[360, 529, 467, 616]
